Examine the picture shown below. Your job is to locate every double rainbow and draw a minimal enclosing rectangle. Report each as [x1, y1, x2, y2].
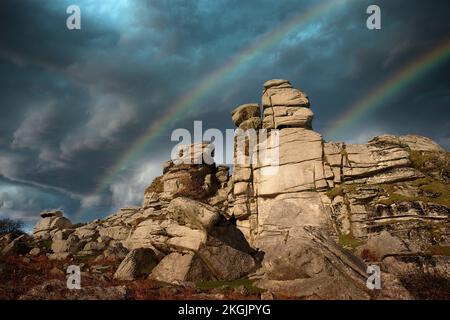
[89, 0, 351, 199]
[327, 38, 450, 137]
[81, 1, 450, 220]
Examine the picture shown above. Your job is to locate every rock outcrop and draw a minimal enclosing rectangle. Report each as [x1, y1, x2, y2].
[4, 79, 448, 300]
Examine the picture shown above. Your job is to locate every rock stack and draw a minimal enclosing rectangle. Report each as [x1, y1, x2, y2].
[236, 80, 373, 298]
[261, 79, 312, 129]
[230, 103, 261, 242]
[143, 142, 231, 213]
[159, 142, 217, 201]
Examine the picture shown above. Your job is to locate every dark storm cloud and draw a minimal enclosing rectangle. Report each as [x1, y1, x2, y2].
[0, 0, 449, 225]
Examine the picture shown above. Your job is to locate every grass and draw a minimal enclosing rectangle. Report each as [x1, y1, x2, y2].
[379, 177, 450, 207]
[325, 184, 360, 200]
[145, 175, 164, 193]
[409, 149, 450, 182]
[325, 186, 344, 199]
[75, 252, 101, 262]
[195, 278, 265, 294]
[338, 233, 363, 250]
[409, 150, 449, 171]
[39, 239, 53, 251]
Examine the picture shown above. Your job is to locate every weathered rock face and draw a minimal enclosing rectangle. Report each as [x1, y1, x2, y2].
[229, 103, 262, 241]
[232, 79, 449, 299]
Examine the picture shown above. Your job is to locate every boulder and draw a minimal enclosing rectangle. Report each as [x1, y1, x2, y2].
[263, 106, 313, 129]
[168, 197, 220, 231]
[1, 234, 30, 256]
[356, 231, 408, 261]
[161, 163, 216, 200]
[238, 117, 262, 131]
[370, 134, 446, 152]
[197, 236, 256, 280]
[98, 226, 130, 241]
[29, 247, 41, 256]
[172, 142, 215, 166]
[231, 103, 260, 127]
[33, 216, 72, 238]
[166, 224, 207, 252]
[149, 252, 212, 284]
[114, 248, 159, 280]
[124, 218, 169, 251]
[40, 210, 64, 218]
[262, 79, 309, 108]
[51, 238, 81, 254]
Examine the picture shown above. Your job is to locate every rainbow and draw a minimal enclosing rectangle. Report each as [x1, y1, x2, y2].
[86, 0, 353, 201]
[327, 37, 450, 137]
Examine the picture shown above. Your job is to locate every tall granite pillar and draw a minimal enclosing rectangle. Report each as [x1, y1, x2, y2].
[230, 103, 261, 243]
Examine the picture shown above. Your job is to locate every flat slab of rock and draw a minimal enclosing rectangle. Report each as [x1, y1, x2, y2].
[40, 210, 64, 218]
[168, 197, 220, 231]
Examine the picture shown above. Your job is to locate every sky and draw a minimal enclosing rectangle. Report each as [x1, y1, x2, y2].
[0, 0, 449, 230]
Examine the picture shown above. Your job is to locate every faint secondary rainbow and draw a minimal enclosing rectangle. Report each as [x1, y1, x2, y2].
[86, 0, 352, 200]
[327, 37, 450, 137]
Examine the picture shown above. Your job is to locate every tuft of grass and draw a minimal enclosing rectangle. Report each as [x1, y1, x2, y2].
[409, 150, 447, 170]
[338, 233, 363, 251]
[145, 175, 164, 194]
[195, 278, 265, 294]
[409, 150, 450, 179]
[325, 184, 361, 200]
[75, 252, 100, 262]
[325, 186, 344, 199]
[379, 177, 450, 207]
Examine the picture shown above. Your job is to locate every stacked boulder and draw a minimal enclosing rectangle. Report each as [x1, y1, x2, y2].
[144, 142, 231, 213]
[261, 79, 312, 129]
[33, 210, 72, 239]
[230, 103, 261, 243]
[159, 142, 217, 201]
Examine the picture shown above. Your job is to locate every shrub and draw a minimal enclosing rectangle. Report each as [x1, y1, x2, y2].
[145, 175, 164, 193]
[0, 218, 24, 235]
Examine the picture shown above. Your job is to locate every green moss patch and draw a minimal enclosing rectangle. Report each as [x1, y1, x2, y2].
[195, 278, 264, 294]
[338, 233, 363, 251]
[325, 186, 344, 199]
[379, 177, 450, 207]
